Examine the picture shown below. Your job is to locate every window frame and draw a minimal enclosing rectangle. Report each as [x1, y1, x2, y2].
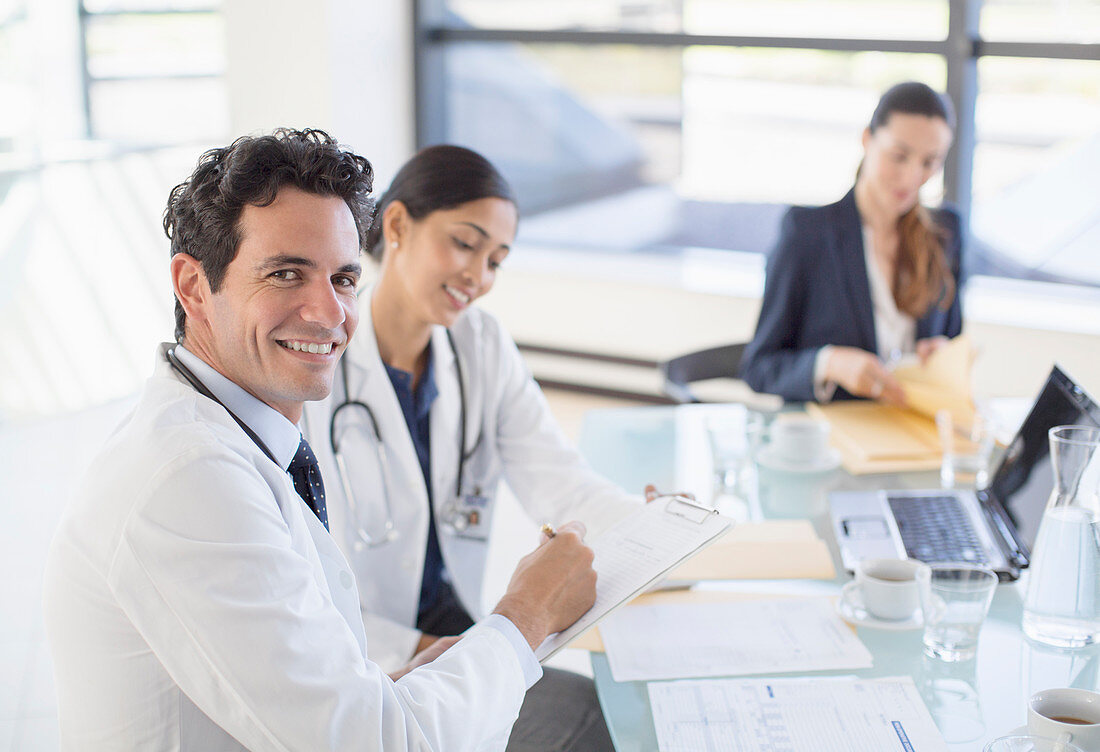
[76, 3, 223, 140]
[413, 0, 1100, 235]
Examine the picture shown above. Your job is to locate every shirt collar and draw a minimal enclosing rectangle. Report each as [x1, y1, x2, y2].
[174, 345, 302, 470]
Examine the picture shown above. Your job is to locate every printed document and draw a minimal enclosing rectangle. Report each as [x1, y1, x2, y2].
[649, 676, 947, 752]
[534, 498, 731, 661]
[600, 598, 872, 681]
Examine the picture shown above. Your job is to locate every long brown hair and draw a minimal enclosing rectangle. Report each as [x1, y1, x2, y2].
[868, 82, 957, 318]
[894, 204, 955, 317]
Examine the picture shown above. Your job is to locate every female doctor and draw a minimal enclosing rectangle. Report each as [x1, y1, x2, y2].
[302, 145, 636, 751]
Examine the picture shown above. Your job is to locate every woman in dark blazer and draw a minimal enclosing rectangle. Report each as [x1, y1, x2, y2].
[740, 81, 963, 403]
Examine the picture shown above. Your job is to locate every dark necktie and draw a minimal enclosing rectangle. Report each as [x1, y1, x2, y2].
[288, 437, 329, 531]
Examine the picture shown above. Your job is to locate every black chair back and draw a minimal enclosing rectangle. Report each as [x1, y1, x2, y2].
[659, 343, 747, 403]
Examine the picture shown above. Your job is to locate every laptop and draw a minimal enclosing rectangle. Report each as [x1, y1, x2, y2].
[829, 366, 1100, 581]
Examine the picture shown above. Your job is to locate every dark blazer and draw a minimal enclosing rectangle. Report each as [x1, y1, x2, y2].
[739, 188, 963, 402]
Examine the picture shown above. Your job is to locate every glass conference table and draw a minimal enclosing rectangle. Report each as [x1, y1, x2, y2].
[576, 404, 1100, 751]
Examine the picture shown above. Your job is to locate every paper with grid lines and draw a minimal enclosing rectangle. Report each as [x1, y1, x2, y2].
[649, 676, 947, 752]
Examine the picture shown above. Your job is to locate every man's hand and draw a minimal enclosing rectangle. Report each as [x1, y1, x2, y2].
[490, 520, 597, 651]
[388, 635, 461, 682]
[825, 346, 905, 405]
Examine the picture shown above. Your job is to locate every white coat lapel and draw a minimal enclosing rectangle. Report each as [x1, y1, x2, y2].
[429, 325, 462, 519]
[351, 298, 433, 531]
[296, 494, 368, 656]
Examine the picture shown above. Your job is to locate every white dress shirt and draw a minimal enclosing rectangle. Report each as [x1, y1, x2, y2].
[861, 226, 916, 361]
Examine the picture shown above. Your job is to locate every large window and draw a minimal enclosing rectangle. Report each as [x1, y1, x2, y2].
[0, 2, 227, 417]
[80, 0, 227, 143]
[415, 0, 1100, 286]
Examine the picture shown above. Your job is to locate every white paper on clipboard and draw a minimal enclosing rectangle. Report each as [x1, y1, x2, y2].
[534, 496, 732, 662]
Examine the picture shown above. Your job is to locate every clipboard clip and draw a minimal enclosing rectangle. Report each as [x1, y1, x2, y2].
[657, 494, 718, 524]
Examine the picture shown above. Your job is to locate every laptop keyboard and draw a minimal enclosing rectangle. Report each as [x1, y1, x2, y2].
[887, 494, 989, 564]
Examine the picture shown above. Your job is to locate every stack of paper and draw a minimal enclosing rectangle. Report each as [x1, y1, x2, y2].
[649, 676, 947, 752]
[808, 335, 978, 475]
[892, 334, 977, 429]
[598, 597, 872, 681]
[569, 589, 783, 653]
[664, 520, 835, 583]
[807, 401, 943, 474]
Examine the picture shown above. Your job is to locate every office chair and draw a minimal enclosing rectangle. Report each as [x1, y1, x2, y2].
[659, 343, 747, 404]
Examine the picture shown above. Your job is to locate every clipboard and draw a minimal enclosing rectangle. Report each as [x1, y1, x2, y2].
[534, 496, 732, 662]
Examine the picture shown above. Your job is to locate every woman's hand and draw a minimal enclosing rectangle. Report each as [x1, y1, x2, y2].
[389, 635, 461, 682]
[825, 346, 906, 405]
[414, 632, 439, 654]
[915, 336, 948, 364]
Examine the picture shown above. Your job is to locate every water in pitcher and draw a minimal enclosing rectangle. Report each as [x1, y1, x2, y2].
[1023, 505, 1100, 647]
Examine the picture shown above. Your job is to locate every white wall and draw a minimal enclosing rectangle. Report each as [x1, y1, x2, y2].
[223, 0, 415, 185]
[481, 261, 1100, 402]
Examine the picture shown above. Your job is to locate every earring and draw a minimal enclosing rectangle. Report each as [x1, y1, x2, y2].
[390, 241, 398, 249]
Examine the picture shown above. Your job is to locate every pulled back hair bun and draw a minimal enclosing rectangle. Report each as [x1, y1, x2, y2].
[365, 145, 516, 260]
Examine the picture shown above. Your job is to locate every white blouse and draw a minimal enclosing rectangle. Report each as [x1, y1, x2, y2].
[812, 227, 916, 401]
[861, 225, 916, 361]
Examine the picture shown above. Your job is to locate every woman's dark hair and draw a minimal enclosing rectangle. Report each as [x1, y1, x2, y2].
[866, 82, 957, 318]
[365, 145, 516, 260]
[163, 128, 374, 343]
[869, 81, 956, 134]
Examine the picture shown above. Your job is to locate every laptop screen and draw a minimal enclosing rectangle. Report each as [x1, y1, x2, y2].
[988, 366, 1100, 553]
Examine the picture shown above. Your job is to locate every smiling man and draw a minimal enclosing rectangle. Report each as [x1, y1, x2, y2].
[171, 183, 362, 422]
[42, 129, 600, 751]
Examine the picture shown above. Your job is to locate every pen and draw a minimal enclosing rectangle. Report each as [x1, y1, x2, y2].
[540, 523, 556, 539]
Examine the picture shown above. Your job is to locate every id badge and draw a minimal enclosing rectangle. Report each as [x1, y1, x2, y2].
[450, 490, 491, 540]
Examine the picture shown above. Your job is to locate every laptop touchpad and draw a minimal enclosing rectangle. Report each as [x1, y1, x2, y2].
[842, 516, 892, 540]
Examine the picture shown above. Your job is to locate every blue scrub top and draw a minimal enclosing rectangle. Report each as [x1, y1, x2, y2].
[382, 349, 446, 616]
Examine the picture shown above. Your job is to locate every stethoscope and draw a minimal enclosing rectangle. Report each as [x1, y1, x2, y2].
[166, 346, 281, 467]
[329, 329, 483, 549]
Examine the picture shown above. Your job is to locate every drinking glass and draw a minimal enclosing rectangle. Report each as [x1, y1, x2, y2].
[937, 409, 997, 489]
[706, 411, 765, 500]
[921, 563, 998, 662]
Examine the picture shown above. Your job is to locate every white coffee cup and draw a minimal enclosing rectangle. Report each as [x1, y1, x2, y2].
[855, 558, 930, 621]
[1029, 688, 1100, 751]
[769, 416, 830, 466]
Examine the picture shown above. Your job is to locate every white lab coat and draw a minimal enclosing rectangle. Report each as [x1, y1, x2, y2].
[302, 299, 639, 670]
[43, 345, 529, 751]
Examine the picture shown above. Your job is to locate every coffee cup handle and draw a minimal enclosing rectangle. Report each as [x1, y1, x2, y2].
[1053, 731, 1074, 752]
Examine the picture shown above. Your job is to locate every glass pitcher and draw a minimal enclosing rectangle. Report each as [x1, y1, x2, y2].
[1022, 425, 1100, 648]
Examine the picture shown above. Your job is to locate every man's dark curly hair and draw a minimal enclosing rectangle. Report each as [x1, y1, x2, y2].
[163, 128, 374, 342]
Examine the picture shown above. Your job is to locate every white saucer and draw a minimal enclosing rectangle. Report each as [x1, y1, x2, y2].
[835, 582, 924, 631]
[996, 727, 1084, 751]
[757, 446, 842, 474]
